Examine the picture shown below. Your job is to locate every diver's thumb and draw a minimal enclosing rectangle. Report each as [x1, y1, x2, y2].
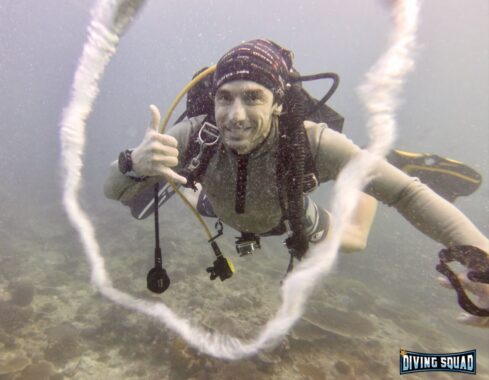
[148, 104, 161, 133]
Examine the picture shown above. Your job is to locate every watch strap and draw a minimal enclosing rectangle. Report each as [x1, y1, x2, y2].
[125, 170, 148, 182]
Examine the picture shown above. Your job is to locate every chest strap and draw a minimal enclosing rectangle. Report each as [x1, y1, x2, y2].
[235, 154, 250, 214]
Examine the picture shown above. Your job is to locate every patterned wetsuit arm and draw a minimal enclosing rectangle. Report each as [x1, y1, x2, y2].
[314, 126, 489, 252]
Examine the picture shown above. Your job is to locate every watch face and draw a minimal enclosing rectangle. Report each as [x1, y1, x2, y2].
[118, 151, 130, 173]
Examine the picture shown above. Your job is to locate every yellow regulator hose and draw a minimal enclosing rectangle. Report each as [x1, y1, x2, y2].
[159, 65, 216, 240]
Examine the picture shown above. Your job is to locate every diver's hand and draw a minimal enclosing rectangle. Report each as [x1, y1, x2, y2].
[438, 272, 489, 328]
[131, 105, 187, 185]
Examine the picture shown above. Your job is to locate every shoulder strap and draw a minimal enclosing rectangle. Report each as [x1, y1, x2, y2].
[302, 131, 319, 193]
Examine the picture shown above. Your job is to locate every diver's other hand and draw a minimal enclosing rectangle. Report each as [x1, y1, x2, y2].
[437, 273, 489, 328]
[131, 105, 187, 185]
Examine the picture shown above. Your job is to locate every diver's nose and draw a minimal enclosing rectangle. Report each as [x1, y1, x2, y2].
[229, 99, 246, 123]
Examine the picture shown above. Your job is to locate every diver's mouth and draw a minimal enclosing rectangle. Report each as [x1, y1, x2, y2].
[224, 124, 252, 131]
[224, 125, 253, 138]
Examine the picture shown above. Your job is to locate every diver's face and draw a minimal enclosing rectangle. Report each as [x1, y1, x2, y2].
[215, 80, 280, 155]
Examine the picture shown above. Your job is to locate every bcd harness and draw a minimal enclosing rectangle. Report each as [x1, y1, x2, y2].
[177, 68, 344, 262]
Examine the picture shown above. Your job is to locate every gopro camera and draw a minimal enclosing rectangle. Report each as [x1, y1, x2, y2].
[235, 233, 261, 256]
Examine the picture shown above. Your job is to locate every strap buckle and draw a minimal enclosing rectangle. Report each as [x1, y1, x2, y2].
[198, 122, 220, 145]
[187, 122, 220, 172]
[302, 173, 318, 194]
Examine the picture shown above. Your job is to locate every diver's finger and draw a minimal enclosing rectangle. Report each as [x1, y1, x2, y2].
[149, 104, 161, 132]
[456, 313, 489, 328]
[437, 276, 453, 289]
[150, 143, 179, 158]
[153, 155, 178, 168]
[161, 167, 187, 185]
[437, 273, 487, 296]
[151, 133, 178, 149]
[457, 272, 489, 295]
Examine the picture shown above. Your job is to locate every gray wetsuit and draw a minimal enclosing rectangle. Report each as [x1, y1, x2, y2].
[104, 116, 489, 252]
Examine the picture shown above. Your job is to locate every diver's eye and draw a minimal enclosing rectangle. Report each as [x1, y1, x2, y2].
[215, 91, 233, 104]
[243, 91, 264, 104]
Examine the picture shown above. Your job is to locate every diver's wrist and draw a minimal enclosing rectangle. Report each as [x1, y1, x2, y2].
[124, 170, 147, 181]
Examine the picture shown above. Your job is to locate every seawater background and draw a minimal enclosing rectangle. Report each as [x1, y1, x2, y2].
[0, 0, 488, 379]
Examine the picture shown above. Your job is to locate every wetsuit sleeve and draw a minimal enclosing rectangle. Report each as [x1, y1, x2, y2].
[103, 116, 202, 202]
[313, 126, 489, 252]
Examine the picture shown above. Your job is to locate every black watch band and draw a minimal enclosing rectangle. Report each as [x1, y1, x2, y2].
[118, 149, 133, 174]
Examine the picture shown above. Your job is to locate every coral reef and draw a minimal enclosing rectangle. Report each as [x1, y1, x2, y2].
[0, 352, 30, 376]
[44, 336, 81, 366]
[303, 301, 377, 337]
[2, 199, 488, 380]
[43, 322, 82, 366]
[8, 281, 35, 307]
[0, 330, 16, 350]
[334, 360, 352, 376]
[0, 301, 33, 330]
[168, 336, 207, 379]
[13, 361, 56, 380]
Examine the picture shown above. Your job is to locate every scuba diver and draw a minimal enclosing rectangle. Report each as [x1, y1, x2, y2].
[104, 39, 489, 327]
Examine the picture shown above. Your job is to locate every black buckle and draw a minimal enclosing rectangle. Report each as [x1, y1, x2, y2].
[436, 245, 489, 317]
[209, 220, 224, 243]
[206, 241, 235, 281]
[205, 221, 235, 281]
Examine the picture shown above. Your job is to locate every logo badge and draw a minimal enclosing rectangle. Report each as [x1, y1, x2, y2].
[400, 349, 476, 375]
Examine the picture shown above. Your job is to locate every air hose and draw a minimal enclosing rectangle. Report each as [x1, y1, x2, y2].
[151, 65, 235, 287]
[159, 65, 217, 241]
[155, 66, 337, 279]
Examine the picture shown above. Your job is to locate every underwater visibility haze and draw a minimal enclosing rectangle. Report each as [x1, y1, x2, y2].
[0, 0, 488, 378]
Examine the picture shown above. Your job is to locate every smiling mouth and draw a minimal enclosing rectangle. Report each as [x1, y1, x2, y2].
[225, 126, 252, 137]
[225, 124, 252, 131]
[226, 134, 248, 143]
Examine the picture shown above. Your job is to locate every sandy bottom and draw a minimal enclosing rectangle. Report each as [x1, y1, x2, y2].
[1, 201, 487, 380]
